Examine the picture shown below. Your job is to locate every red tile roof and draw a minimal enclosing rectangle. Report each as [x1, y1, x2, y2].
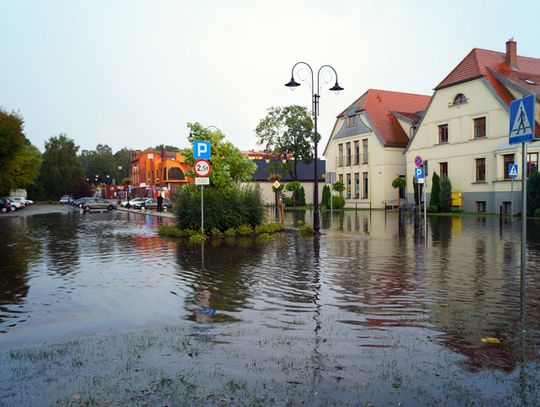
[435, 48, 540, 105]
[338, 89, 430, 148]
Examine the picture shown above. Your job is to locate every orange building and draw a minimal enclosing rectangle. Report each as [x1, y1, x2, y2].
[130, 148, 192, 199]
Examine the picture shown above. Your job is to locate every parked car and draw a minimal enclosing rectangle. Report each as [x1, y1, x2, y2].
[0, 197, 17, 213]
[5, 197, 23, 210]
[8, 197, 30, 207]
[59, 195, 72, 204]
[81, 198, 117, 212]
[133, 197, 173, 211]
[121, 197, 146, 208]
[73, 197, 95, 208]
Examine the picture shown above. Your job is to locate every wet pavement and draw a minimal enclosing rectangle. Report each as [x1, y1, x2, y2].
[1, 208, 539, 406]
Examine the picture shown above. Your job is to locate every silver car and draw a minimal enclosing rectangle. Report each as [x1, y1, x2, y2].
[82, 198, 117, 212]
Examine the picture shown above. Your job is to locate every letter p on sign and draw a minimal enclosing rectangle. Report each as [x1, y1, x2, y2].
[194, 141, 211, 159]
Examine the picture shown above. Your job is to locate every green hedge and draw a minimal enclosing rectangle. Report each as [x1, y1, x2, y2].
[173, 185, 264, 232]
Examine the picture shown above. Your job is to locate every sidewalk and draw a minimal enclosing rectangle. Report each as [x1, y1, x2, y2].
[117, 207, 176, 219]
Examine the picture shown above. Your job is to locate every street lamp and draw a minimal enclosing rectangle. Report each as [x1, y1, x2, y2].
[285, 62, 343, 233]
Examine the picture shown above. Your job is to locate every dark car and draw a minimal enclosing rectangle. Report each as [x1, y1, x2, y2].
[133, 198, 172, 212]
[0, 197, 16, 213]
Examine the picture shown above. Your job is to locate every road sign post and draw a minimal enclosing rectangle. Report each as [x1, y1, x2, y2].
[509, 164, 518, 216]
[193, 156, 212, 234]
[414, 162, 427, 240]
[509, 94, 535, 324]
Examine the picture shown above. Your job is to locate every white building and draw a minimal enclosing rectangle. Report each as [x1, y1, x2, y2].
[324, 89, 430, 208]
[405, 39, 540, 213]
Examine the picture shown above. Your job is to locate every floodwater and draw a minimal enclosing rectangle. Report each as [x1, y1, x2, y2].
[1, 208, 540, 406]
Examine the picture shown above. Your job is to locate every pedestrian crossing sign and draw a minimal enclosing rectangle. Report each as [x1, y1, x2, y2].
[508, 164, 518, 178]
[509, 94, 535, 144]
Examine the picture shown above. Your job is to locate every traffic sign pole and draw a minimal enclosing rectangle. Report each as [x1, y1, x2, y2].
[521, 142, 527, 323]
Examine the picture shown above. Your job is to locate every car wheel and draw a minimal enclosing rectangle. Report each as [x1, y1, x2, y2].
[141, 205, 146, 211]
[126, 203, 131, 208]
[10, 206, 16, 212]
[162, 206, 168, 212]
[84, 206, 91, 212]
[1, 207, 7, 213]
[107, 205, 114, 211]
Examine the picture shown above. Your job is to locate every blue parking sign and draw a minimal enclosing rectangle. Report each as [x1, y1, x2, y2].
[415, 167, 424, 179]
[194, 140, 211, 159]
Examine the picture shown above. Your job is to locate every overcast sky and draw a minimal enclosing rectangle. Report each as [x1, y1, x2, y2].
[1, 0, 539, 155]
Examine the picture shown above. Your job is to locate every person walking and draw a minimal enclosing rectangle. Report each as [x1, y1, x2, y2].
[157, 193, 164, 213]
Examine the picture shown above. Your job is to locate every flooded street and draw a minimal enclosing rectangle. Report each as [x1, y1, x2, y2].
[1, 208, 540, 406]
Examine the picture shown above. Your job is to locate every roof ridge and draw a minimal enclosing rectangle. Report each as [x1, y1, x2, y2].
[366, 88, 430, 97]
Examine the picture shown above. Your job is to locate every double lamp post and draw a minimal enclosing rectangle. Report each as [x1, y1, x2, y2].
[285, 62, 343, 234]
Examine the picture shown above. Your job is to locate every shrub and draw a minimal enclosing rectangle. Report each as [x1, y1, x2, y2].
[283, 197, 294, 207]
[299, 224, 314, 235]
[427, 205, 439, 213]
[158, 225, 197, 238]
[429, 172, 440, 209]
[331, 195, 346, 209]
[256, 232, 271, 241]
[174, 184, 264, 232]
[237, 224, 253, 236]
[224, 228, 236, 237]
[189, 233, 206, 243]
[439, 176, 452, 212]
[527, 171, 540, 216]
[255, 222, 285, 234]
[332, 180, 345, 197]
[210, 227, 222, 238]
[322, 185, 331, 208]
[295, 186, 306, 206]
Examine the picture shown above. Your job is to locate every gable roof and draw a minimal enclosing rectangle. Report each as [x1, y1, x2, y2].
[435, 48, 540, 105]
[336, 89, 430, 148]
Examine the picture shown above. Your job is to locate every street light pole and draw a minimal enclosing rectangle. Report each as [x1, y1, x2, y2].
[285, 62, 343, 234]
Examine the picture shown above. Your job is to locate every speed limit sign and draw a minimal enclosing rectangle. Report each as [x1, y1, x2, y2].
[194, 159, 212, 177]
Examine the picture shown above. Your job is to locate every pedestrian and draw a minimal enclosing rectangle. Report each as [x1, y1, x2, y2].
[157, 194, 164, 213]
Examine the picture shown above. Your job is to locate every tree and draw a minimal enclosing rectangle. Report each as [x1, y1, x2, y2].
[255, 105, 316, 180]
[429, 172, 440, 209]
[332, 180, 345, 198]
[0, 109, 42, 195]
[184, 122, 256, 188]
[38, 134, 84, 199]
[391, 176, 406, 210]
[322, 184, 331, 209]
[114, 147, 133, 181]
[286, 181, 302, 207]
[154, 144, 181, 152]
[79, 144, 118, 185]
[527, 170, 540, 216]
[439, 176, 452, 212]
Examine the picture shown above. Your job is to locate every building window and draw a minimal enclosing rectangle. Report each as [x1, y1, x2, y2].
[362, 139, 368, 164]
[348, 115, 357, 127]
[362, 172, 368, 198]
[346, 174, 351, 198]
[527, 152, 538, 176]
[474, 117, 486, 138]
[168, 167, 185, 180]
[440, 162, 448, 178]
[503, 154, 514, 179]
[452, 93, 467, 105]
[354, 141, 359, 165]
[339, 173, 343, 183]
[354, 173, 360, 198]
[346, 142, 351, 166]
[338, 144, 343, 167]
[476, 201, 486, 213]
[475, 158, 485, 181]
[439, 124, 449, 143]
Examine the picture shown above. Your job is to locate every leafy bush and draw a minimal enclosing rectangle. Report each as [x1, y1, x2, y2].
[331, 195, 346, 209]
[210, 227, 222, 238]
[439, 176, 452, 212]
[256, 232, 271, 241]
[283, 197, 294, 207]
[332, 180, 345, 197]
[255, 222, 285, 234]
[189, 233, 206, 243]
[237, 224, 253, 236]
[427, 205, 439, 213]
[322, 185, 331, 208]
[174, 184, 264, 232]
[295, 186, 306, 206]
[224, 228, 236, 237]
[299, 224, 314, 235]
[158, 225, 197, 238]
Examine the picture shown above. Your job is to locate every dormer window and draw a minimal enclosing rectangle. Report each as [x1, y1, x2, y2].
[347, 115, 357, 127]
[451, 93, 467, 105]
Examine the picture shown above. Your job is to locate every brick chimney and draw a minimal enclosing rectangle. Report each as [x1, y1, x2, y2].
[506, 38, 517, 69]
